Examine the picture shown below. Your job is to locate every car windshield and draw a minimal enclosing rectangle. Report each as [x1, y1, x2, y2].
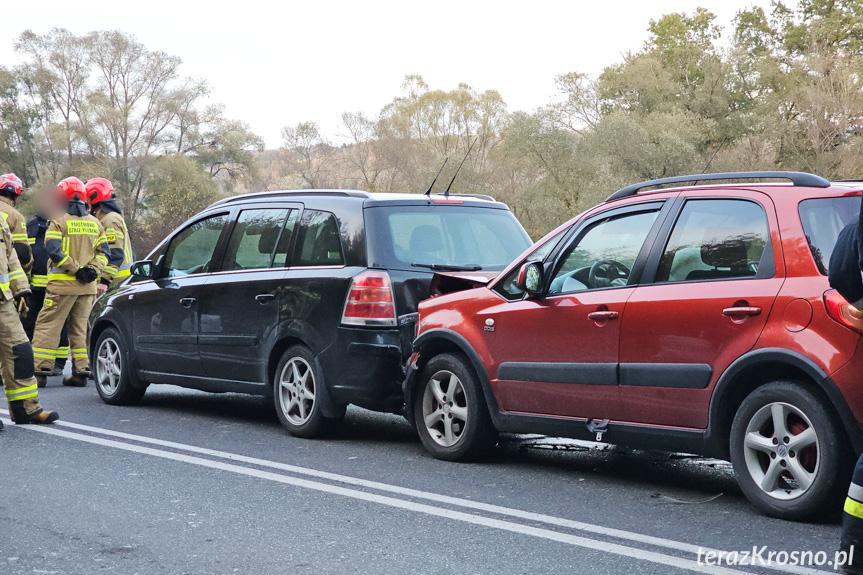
[799, 196, 860, 275]
[365, 205, 531, 272]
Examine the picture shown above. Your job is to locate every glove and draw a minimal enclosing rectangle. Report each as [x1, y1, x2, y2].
[100, 277, 111, 287]
[15, 291, 31, 319]
[75, 266, 98, 284]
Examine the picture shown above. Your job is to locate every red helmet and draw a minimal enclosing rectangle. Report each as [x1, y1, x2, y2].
[0, 173, 23, 196]
[58, 176, 86, 200]
[85, 177, 114, 204]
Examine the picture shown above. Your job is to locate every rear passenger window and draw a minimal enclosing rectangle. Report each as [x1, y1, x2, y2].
[294, 210, 344, 266]
[221, 208, 297, 271]
[655, 199, 771, 283]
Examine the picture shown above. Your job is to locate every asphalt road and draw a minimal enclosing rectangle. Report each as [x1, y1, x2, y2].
[0, 374, 846, 575]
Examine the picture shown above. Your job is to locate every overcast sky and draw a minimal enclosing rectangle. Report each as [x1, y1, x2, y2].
[3, 0, 774, 148]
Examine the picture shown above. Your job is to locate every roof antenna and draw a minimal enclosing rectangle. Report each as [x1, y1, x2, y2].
[424, 158, 449, 196]
[443, 137, 477, 198]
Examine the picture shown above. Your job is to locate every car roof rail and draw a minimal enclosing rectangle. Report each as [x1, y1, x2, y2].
[211, 189, 371, 207]
[606, 171, 832, 202]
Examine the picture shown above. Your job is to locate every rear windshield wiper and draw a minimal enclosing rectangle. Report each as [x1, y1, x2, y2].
[411, 263, 483, 272]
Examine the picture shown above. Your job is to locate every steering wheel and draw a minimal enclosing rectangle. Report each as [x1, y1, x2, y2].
[588, 259, 631, 289]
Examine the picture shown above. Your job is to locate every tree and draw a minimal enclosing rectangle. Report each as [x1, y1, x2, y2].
[281, 121, 334, 188]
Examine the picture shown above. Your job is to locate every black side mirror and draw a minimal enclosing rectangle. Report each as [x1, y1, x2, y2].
[516, 262, 544, 297]
[130, 260, 155, 279]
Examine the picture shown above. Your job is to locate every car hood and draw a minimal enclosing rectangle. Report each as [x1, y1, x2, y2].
[429, 271, 499, 297]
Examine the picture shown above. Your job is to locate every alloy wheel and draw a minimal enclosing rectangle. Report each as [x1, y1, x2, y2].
[96, 337, 122, 396]
[742, 402, 820, 500]
[278, 357, 316, 426]
[422, 370, 469, 447]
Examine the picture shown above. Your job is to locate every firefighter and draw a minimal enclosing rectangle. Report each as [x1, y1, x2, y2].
[830, 209, 863, 575]
[0, 192, 58, 426]
[0, 173, 32, 273]
[85, 178, 134, 295]
[23, 185, 71, 379]
[31, 178, 111, 388]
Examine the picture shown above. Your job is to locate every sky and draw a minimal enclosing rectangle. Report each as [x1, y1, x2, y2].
[2, 0, 774, 148]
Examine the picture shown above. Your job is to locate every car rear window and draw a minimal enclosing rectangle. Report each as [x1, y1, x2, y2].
[799, 196, 860, 274]
[365, 205, 531, 272]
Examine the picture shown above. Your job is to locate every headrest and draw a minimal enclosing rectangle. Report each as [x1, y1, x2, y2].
[258, 226, 279, 254]
[409, 225, 444, 254]
[701, 227, 748, 268]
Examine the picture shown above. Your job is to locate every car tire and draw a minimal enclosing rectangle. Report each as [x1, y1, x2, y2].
[729, 380, 852, 521]
[94, 327, 147, 406]
[274, 345, 342, 438]
[413, 353, 497, 462]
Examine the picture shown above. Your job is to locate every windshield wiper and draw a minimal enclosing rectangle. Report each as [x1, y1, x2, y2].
[411, 263, 483, 272]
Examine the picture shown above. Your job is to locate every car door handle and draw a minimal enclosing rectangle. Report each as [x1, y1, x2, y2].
[179, 297, 196, 308]
[722, 306, 761, 317]
[587, 310, 619, 321]
[255, 293, 275, 304]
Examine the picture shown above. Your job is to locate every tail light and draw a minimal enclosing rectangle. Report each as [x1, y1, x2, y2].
[824, 290, 863, 334]
[342, 271, 397, 327]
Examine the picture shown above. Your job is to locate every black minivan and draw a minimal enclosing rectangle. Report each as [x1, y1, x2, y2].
[89, 190, 531, 437]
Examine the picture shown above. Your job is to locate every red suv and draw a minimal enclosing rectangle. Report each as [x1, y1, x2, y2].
[407, 171, 863, 521]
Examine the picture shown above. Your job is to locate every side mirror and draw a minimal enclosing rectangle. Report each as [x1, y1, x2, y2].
[516, 262, 544, 296]
[130, 260, 155, 279]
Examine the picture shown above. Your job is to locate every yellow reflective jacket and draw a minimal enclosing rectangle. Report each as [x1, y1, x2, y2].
[0, 195, 32, 273]
[0, 215, 30, 302]
[45, 209, 111, 295]
[93, 208, 133, 286]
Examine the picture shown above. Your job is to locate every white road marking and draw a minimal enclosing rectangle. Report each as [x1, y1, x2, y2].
[1, 413, 832, 575]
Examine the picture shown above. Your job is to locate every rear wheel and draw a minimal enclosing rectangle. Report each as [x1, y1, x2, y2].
[729, 381, 851, 521]
[94, 328, 147, 405]
[413, 353, 496, 461]
[274, 345, 342, 438]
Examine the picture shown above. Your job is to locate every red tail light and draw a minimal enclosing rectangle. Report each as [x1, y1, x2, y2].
[342, 271, 397, 327]
[824, 290, 863, 334]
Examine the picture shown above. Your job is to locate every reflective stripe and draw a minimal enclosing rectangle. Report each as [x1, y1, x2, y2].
[55, 255, 69, 266]
[11, 233, 28, 241]
[95, 254, 108, 265]
[847, 497, 863, 519]
[45, 231, 62, 240]
[105, 266, 119, 275]
[9, 270, 26, 280]
[0, 282, 9, 292]
[6, 385, 38, 401]
[0, 273, 9, 283]
[850, 483, 863, 502]
[94, 234, 108, 246]
[56, 347, 70, 358]
[31, 274, 47, 287]
[34, 352, 56, 360]
[27, 238, 35, 245]
[47, 273, 77, 281]
[116, 268, 131, 278]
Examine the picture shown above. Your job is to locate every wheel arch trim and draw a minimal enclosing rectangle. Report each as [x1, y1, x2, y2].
[708, 347, 863, 456]
[408, 329, 500, 426]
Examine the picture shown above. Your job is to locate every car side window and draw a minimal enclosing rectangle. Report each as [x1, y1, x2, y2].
[293, 210, 344, 267]
[655, 199, 770, 283]
[221, 208, 295, 271]
[160, 213, 229, 278]
[548, 210, 659, 294]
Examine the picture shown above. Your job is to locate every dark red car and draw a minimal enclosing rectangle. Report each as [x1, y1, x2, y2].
[407, 171, 863, 521]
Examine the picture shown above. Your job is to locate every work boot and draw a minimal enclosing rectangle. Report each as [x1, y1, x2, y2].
[0, 418, 4, 431]
[36, 374, 47, 388]
[8, 400, 59, 424]
[62, 373, 88, 387]
[51, 364, 64, 376]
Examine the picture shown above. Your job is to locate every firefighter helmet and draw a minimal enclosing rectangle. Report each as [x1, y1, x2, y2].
[0, 173, 23, 196]
[58, 176, 86, 201]
[85, 177, 114, 204]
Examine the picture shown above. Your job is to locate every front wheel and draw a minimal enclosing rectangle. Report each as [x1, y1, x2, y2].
[273, 345, 342, 438]
[729, 381, 851, 521]
[94, 327, 147, 405]
[413, 353, 497, 461]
